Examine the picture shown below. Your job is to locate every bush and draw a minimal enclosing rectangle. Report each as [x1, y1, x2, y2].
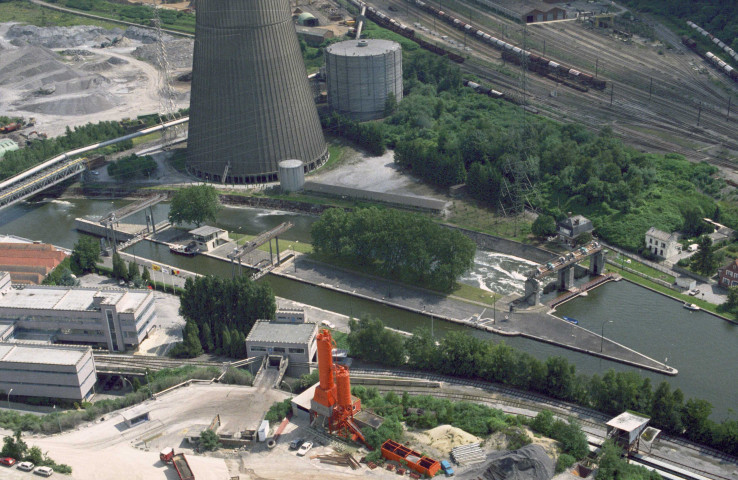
[556, 453, 576, 473]
[220, 367, 253, 386]
[199, 429, 221, 451]
[264, 399, 292, 423]
[505, 427, 532, 450]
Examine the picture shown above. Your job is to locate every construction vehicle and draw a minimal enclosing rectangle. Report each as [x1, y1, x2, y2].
[159, 448, 194, 480]
[0, 122, 21, 134]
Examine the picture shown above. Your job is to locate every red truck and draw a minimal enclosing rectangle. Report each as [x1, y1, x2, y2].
[159, 448, 194, 480]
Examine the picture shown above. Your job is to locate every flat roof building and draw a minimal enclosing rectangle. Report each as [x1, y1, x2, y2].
[472, 0, 567, 23]
[189, 226, 229, 252]
[0, 272, 156, 352]
[0, 342, 96, 400]
[246, 318, 318, 377]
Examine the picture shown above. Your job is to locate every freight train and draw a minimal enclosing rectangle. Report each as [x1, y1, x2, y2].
[409, 0, 606, 90]
[347, 0, 464, 63]
[684, 21, 738, 82]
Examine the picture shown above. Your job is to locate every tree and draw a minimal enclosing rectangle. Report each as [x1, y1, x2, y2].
[1, 430, 28, 460]
[691, 235, 718, 276]
[70, 236, 100, 274]
[532, 214, 557, 238]
[347, 316, 405, 367]
[168, 185, 220, 227]
[142, 266, 151, 284]
[128, 261, 140, 283]
[725, 286, 738, 310]
[383, 92, 397, 117]
[112, 253, 128, 280]
[199, 429, 221, 451]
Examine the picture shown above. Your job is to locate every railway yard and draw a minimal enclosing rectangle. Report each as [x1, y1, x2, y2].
[366, 0, 738, 172]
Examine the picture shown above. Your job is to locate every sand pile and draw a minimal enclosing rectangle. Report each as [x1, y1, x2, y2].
[411, 425, 482, 453]
[0, 45, 118, 115]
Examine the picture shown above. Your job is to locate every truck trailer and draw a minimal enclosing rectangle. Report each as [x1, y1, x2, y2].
[172, 453, 195, 480]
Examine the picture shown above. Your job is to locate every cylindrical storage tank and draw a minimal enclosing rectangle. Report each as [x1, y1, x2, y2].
[325, 39, 403, 121]
[336, 365, 352, 410]
[279, 159, 305, 192]
[316, 330, 335, 392]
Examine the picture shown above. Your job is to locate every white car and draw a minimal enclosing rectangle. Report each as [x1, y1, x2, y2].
[35, 466, 54, 477]
[17, 461, 34, 471]
[296, 441, 313, 456]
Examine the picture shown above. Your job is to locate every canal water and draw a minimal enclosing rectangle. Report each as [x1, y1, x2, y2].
[1, 198, 736, 417]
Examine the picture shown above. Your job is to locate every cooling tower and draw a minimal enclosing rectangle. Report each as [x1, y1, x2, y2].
[186, 0, 329, 184]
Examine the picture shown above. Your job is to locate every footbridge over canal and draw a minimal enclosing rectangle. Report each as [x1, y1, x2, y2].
[524, 241, 606, 305]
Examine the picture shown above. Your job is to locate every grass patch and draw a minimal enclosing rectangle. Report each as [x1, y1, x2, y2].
[452, 283, 503, 306]
[610, 255, 676, 283]
[0, 0, 120, 29]
[310, 137, 351, 173]
[131, 131, 161, 146]
[447, 199, 532, 242]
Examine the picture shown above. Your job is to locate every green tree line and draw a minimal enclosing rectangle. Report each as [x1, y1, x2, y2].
[311, 207, 476, 292]
[0, 120, 132, 181]
[346, 317, 738, 456]
[107, 153, 157, 180]
[174, 275, 276, 358]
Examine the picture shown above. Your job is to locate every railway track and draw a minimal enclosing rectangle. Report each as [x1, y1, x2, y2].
[93, 353, 226, 372]
[378, 0, 738, 167]
[352, 366, 738, 479]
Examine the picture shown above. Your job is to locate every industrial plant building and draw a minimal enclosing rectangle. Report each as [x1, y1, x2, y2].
[0, 342, 96, 400]
[187, 0, 329, 185]
[325, 39, 403, 121]
[245, 316, 318, 377]
[0, 272, 156, 352]
[474, 0, 567, 23]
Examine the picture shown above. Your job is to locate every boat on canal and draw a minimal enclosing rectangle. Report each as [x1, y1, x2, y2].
[562, 316, 579, 325]
[683, 302, 700, 311]
[169, 242, 198, 256]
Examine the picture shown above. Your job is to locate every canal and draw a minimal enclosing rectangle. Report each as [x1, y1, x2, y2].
[1, 198, 736, 417]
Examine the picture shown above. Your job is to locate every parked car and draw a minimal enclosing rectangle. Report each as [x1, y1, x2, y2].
[0, 457, 16, 466]
[17, 461, 35, 471]
[289, 438, 305, 450]
[296, 441, 313, 456]
[34, 466, 54, 477]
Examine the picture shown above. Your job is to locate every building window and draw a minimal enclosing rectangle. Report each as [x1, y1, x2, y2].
[724, 278, 729, 285]
[273, 347, 285, 353]
[648, 238, 652, 244]
[251, 346, 266, 352]
[288, 348, 305, 354]
[662, 242, 665, 248]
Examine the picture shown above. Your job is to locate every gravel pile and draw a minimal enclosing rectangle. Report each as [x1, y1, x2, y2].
[0, 45, 118, 115]
[461, 445, 555, 480]
[6, 24, 169, 49]
[132, 38, 193, 69]
[82, 56, 130, 72]
[7, 24, 124, 48]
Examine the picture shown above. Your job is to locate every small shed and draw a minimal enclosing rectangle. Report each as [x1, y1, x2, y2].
[257, 420, 269, 442]
[189, 225, 229, 252]
[297, 12, 319, 26]
[0, 138, 19, 159]
[120, 404, 150, 428]
[606, 412, 650, 453]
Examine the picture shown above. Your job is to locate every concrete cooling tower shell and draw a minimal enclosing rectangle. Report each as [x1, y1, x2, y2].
[186, 0, 328, 184]
[325, 39, 403, 121]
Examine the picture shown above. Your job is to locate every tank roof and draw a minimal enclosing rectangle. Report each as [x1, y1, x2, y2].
[327, 39, 401, 56]
[297, 12, 316, 20]
[279, 159, 304, 168]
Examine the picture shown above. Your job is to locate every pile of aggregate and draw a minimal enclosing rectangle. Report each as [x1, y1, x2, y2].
[459, 445, 555, 480]
[6, 24, 167, 49]
[0, 45, 118, 115]
[132, 38, 193, 70]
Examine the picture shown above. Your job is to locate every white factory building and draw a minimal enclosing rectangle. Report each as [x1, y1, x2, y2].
[0, 342, 96, 400]
[0, 272, 156, 352]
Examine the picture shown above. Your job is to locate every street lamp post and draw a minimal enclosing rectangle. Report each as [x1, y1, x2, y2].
[7, 388, 12, 408]
[53, 405, 62, 433]
[600, 320, 613, 353]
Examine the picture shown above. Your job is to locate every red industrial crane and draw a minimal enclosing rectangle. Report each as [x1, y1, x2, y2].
[310, 329, 367, 446]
